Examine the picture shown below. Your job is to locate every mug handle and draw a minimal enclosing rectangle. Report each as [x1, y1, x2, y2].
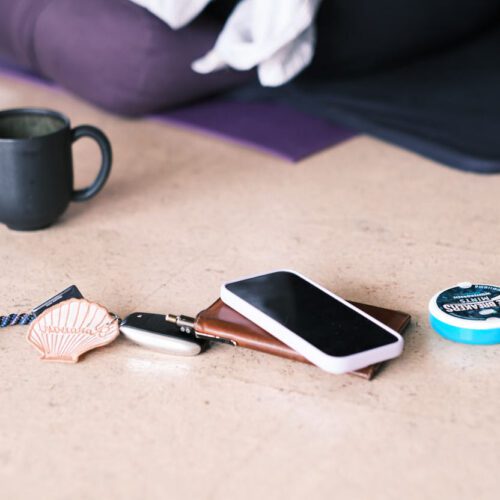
[71, 125, 112, 202]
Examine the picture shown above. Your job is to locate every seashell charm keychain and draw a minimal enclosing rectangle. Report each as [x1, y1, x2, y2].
[1, 285, 203, 363]
[27, 298, 120, 363]
[1, 285, 120, 363]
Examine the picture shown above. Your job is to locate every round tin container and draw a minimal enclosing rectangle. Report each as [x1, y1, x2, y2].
[428, 282, 500, 344]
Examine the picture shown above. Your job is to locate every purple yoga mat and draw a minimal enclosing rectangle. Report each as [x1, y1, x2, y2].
[0, 61, 355, 161]
[157, 99, 355, 161]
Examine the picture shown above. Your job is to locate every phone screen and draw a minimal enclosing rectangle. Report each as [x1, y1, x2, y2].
[226, 271, 398, 357]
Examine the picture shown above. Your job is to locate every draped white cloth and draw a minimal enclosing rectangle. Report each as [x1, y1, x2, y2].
[129, 0, 322, 86]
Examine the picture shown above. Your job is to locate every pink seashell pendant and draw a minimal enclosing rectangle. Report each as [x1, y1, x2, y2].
[27, 298, 120, 363]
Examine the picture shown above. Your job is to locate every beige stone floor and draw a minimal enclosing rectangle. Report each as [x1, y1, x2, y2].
[0, 72, 499, 500]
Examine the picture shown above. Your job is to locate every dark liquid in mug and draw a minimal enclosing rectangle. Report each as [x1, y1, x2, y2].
[0, 114, 65, 139]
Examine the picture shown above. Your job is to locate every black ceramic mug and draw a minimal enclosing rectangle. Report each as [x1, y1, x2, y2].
[0, 108, 112, 231]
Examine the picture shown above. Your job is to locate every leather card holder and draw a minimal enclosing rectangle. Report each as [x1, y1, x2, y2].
[195, 298, 411, 380]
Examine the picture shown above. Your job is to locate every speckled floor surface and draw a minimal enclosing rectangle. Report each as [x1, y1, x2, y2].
[0, 73, 499, 500]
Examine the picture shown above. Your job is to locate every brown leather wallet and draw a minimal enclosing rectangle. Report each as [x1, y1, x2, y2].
[195, 299, 411, 380]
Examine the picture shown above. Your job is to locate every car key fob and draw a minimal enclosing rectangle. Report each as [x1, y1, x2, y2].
[120, 312, 207, 356]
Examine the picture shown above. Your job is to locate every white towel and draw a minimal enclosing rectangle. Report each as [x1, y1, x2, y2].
[129, 0, 322, 86]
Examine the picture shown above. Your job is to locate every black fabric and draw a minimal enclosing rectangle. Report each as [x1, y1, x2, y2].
[232, 1, 500, 173]
[312, 0, 500, 77]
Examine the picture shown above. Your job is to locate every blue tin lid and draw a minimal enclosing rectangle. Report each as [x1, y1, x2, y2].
[428, 282, 500, 345]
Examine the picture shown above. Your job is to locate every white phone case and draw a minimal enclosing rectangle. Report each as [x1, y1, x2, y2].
[221, 270, 404, 374]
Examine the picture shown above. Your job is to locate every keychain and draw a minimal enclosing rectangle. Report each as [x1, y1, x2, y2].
[0, 285, 202, 363]
[1, 286, 120, 362]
